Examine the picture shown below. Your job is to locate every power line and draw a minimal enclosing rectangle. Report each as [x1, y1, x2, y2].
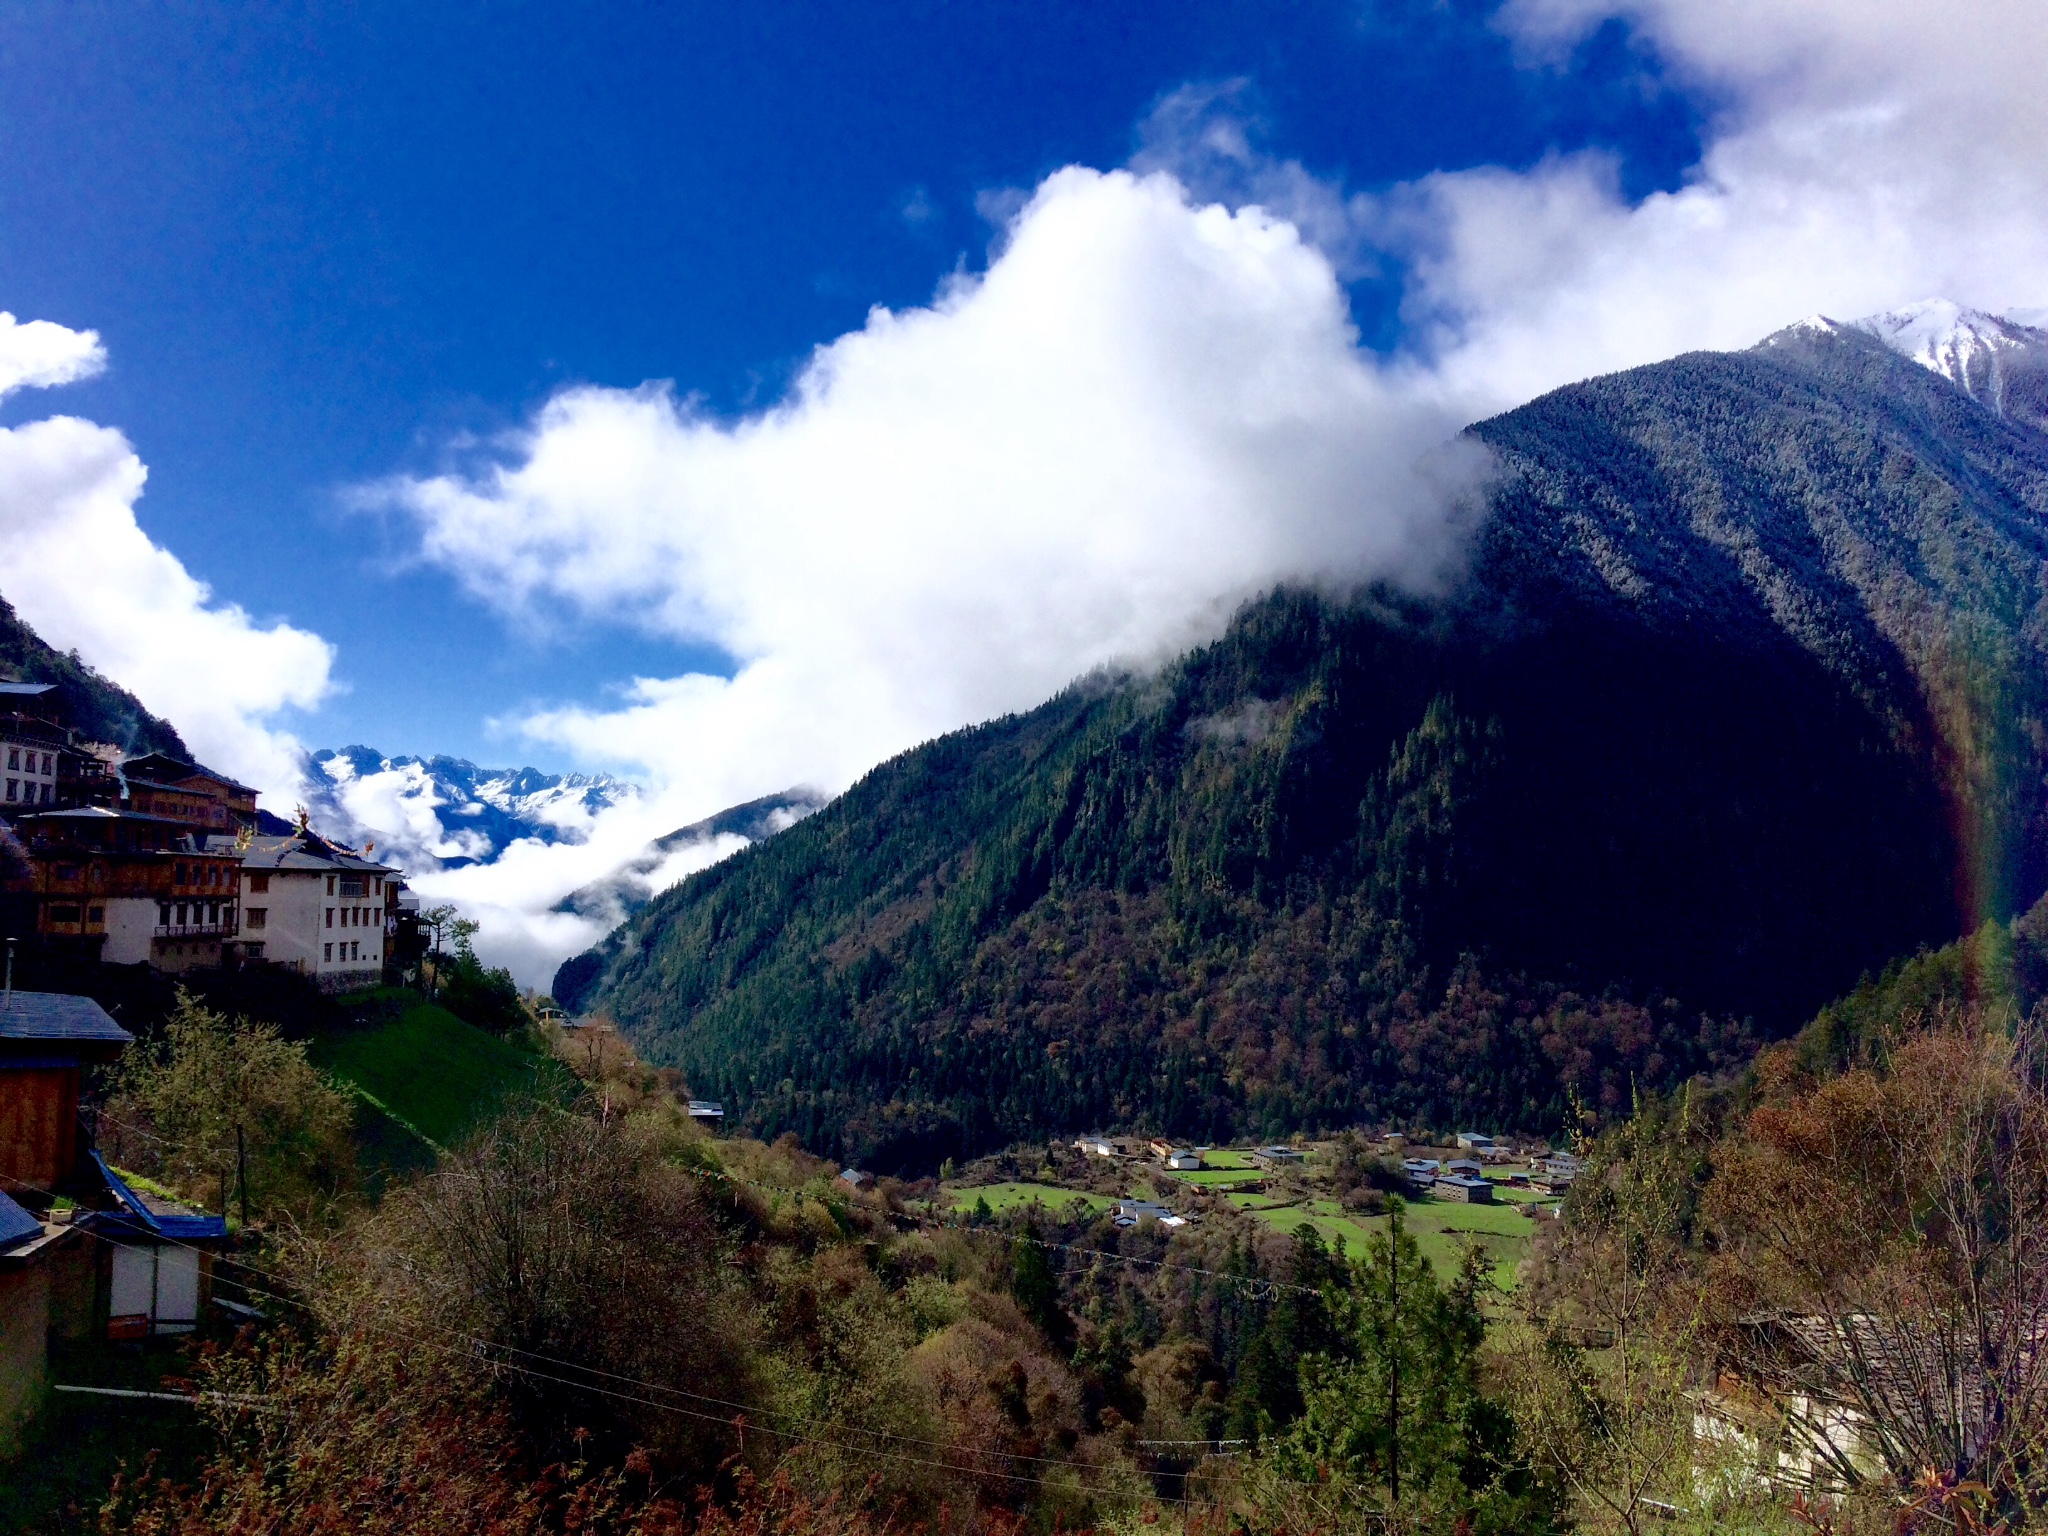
[8, 1172, 1268, 1496]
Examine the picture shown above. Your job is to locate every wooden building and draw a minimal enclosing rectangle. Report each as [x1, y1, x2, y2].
[0, 987, 133, 1196]
[12, 807, 243, 971]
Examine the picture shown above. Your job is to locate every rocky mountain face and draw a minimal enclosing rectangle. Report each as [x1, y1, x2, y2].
[554, 308, 2048, 1172]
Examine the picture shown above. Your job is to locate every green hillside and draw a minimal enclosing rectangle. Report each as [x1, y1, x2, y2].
[0, 592, 188, 755]
[560, 327, 2048, 1171]
[312, 1002, 563, 1149]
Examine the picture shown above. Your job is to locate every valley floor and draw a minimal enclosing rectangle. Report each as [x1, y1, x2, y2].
[941, 1141, 1563, 1293]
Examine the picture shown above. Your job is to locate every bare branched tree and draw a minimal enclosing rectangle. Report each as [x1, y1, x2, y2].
[1704, 1010, 2048, 1517]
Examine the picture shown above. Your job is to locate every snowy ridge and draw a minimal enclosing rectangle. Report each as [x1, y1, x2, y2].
[1772, 299, 2048, 432]
[304, 746, 638, 872]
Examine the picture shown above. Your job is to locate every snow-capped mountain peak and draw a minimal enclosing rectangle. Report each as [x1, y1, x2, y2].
[1769, 299, 2048, 433]
[305, 747, 638, 871]
[1847, 298, 2044, 391]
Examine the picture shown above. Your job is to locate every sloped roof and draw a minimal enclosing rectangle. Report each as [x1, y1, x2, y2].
[239, 832, 394, 875]
[87, 1152, 228, 1241]
[119, 752, 256, 795]
[0, 682, 56, 698]
[0, 1189, 42, 1253]
[0, 989, 131, 1045]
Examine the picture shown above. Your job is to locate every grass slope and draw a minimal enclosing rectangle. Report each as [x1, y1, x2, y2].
[312, 1004, 561, 1149]
[947, 1182, 1116, 1217]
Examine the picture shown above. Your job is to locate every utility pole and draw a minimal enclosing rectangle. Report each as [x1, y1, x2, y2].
[1388, 1199, 1402, 1504]
[236, 1123, 249, 1229]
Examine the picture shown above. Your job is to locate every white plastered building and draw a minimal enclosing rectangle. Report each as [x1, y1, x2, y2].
[236, 830, 396, 989]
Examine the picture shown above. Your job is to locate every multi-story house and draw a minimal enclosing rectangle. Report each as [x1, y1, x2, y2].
[12, 807, 243, 972]
[0, 683, 70, 812]
[238, 828, 396, 988]
[116, 753, 260, 835]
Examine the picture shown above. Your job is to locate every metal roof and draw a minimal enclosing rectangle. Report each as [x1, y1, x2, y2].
[0, 989, 132, 1045]
[15, 805, 195, 827]
[0, 1189, 42, 1253]
[0, 682, 56, 698]
[87, 1152, 229, 1241]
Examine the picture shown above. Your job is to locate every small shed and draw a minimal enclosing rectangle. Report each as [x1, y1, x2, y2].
[1073, 1134, 1116, 1158]
[837, 1168, 874, 1191]
[686, 1100, 725, 1122]
[1455, 1131, 1496, 1152]
[79, 1153, 229, 1339]
[1163, 1147, 1202, 1170]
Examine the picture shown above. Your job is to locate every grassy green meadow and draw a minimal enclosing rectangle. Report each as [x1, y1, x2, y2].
[312, 1003, 564, 1149]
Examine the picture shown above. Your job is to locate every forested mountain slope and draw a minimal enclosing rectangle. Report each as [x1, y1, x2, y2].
[557, 323, 2048, 1171]
[0, 592, 187, 756]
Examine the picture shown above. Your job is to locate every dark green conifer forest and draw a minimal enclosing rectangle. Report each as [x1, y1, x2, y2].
[559, 325, 2048, 1170]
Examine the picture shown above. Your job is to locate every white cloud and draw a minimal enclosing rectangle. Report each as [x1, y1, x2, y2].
[1378, 0, 2048, 405]
[0, 312, 106, 401]
[0, 390, 333, 804]
[386, 165, 1477, 842]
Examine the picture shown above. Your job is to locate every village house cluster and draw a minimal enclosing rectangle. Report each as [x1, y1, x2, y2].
[0, 680, 415, 989]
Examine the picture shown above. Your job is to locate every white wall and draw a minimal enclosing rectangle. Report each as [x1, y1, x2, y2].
[241, 867, 387, 980]
[101, 896, 156, 965]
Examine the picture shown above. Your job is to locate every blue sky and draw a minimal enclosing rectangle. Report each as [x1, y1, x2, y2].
[0, 0, 1707, 767]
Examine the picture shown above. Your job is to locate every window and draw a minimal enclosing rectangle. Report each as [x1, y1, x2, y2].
[340, 877, 367, 897]
[158, 903, 171, 926]
[48, 903, 80, 924]
[323, 943, 332, 962]
[176, 902, 188, 926]
[326, 875, 335, 894]
[325, 908, 334, 928]
[4, 780, 14, 801]
[87, 906, 103, 924]
[176, 863, 189, 883]
[4, 748, 15, 769]
[41, 753, 52, 774]
[38, 783, 50, 803]
[249, 873, 269, 893]
[247, 908, 267, 930]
